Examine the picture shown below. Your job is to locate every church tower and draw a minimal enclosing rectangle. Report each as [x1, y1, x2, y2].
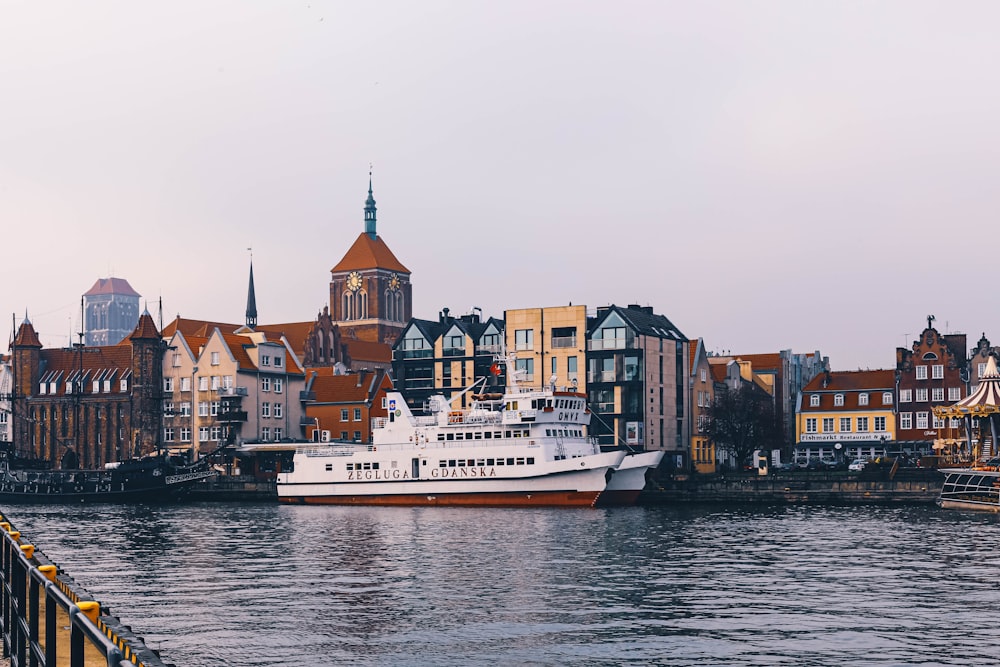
[329, 175, 412, 345]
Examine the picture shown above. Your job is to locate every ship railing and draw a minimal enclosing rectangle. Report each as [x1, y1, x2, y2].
[0, 513, 173, 666]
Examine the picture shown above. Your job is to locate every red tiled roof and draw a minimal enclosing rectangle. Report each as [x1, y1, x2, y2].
[310, 372, 391, 403]
[733, 353, 782, 372]
[331, 233, 410, 273]
[84, 277, 140, 297]
[344, 339, 391, 364]
[256, 321, 315, 359]
[129, 312, 160, 340]
[162, 317, 241, 338]
[688, 341, 699, 375]
[709, 363, 728, 383]
[13, 321, 41, 347]
[38, 339, 136, 396]
[800, 369, 896, 412]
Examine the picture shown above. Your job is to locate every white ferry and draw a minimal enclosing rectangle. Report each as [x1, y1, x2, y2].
[937, 466, 1000, 512]
[277, 367, 662, 507]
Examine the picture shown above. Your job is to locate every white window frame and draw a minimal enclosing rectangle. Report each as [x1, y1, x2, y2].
[900, 412, 912, 429]
[858, 393, 868, 406]
[916, 365, 928, 380]
[932, 364, 944, 379]
[834, 394, 844, 406]
[810, 395, 820, 407]
[916, 412, 929, 429]
[916, 388, 928, 402]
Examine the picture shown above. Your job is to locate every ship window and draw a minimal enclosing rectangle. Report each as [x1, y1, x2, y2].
[476, 459, 485, 466]
[362, 462, 372, 470]
[326, 464, 333, 471]
[496, 458, 505, 465]
[458, 460, 466, 466]
[437, 434, 445, 441]
[527, 457, 534, 465]
[505, 430, 512, 438]
[448, 460, 457, 467]
[494, 432, 502, 438]
[446, 433, 454, 441]
[474, 432, 482, 439]
[516, 458, 525, 465]
[346, 463, 354, 470]
[484, 431, 492, 439]
[372, 462, 379, 470]
[439, 461, 447, 467]
[507, 458, 515, 465]
[455, 433, 464, 440]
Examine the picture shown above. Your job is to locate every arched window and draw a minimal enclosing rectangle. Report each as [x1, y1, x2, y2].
[358, 291, 368, 319]
[394, 292, 403, 321]
[343, 292, 353, 321]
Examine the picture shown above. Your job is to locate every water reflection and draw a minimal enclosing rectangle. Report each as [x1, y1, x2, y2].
[3, 502, 999, 666]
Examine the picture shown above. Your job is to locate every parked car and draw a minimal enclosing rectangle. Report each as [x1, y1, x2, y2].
[848, 459, 867, 472]
[773, 462, 795, 471]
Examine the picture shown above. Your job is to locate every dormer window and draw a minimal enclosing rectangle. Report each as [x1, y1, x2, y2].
[261, 355, 271, 366]
[883, 392, 893, 405]
[120, 379, 128, 392]
[809, 395, 820, 407]
[858, 393, 869, 406]
[834, 394, 844, 406]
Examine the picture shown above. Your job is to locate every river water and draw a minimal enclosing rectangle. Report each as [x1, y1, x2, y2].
[1, 502, 998, 666]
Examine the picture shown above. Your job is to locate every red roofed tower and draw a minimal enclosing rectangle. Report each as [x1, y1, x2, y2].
[329, 175, 412, 345]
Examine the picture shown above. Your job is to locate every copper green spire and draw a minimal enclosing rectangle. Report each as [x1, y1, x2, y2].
[364, 167, 377, 239]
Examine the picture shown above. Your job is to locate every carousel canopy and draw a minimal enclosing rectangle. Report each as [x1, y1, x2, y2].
[934, 355, 1000, 419]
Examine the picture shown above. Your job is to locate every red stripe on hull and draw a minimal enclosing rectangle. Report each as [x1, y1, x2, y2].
[595, 489, 642, 507]
[279, 490, 602, 508]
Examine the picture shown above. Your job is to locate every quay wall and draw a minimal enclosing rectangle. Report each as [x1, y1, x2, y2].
[642, 471, 943, 505]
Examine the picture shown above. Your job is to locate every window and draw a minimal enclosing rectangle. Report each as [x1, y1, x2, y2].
[199, 376, 209, 391]
[514, 329, 534, 351]
[163, 427, 174, 442]
[932, 415, 945, 429]
[883, 392, 893, 405]
[858, 393, 868, 406]
[210, 426, 221, 441]
[340, 431, 349, 440]
[274, 427, 283, 440]
[103, 379, 111, 393]
[874, 416, 886, 431]
[932, 364, 944, 379]
[120, 379, 127, 392]
[624, 356, 640, 381]
[916, 365, 928, 380]
[834, 394, 844, 406]
[172, 353, 181, 367]
[567, 356, 578, 381]
[948, 387, 961, 401]
[515, 357, 534, 381]
[353, 408, 362, 421]
[341, 409, 349, 421]
[899, 389, 911, 403]
[198, 401, 209, 417]
[700, 368, 707, 382]
[211, 351, 220, 366]
[274, 378, 283, 393]
[262, 402, 271, 418]
[163, 402, 174, 416]
[916, 412, 929, 429]
[979, 362, 988, 376]
[262, 427, 271, 441]
[179, 402, 191, 417]
[840, 417, 851, 432]
[915, 388, 928, 402]
[92, 380, 100, 393]
[822, 418, 834, 433]
[199, 426, 209, 441]
[443, 334, 465, 357]
[274, 403, 282, 419]
[805, 418, 817, 433]
[261, 355, 271, 366]
[353, 431, 361, 441]
[551, 357, 558, 376]
[857, 417, 869, 432]
[261, 377, 271, 392]
[810, 395, 820, 407]
[223, 375, 233, 390]
[211, 376, 220, 390]
[932, 388, 944, 402]
[180, 377, 191, 392]
[274, 356, 282, 367]
[210, 401, 220, 416]
[180, 427, 191, 442]
[900, 412, 912, 429]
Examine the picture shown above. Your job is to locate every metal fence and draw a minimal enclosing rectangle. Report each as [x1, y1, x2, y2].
[0, 514, 173, 667]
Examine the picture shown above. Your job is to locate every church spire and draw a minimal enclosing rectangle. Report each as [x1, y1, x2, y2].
[364, 166, 377, 239]
[246, 253, 258, 329]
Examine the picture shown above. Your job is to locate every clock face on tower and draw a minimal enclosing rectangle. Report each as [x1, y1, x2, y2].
[347, 271, 363, 292]
[389, 273, 400, 291]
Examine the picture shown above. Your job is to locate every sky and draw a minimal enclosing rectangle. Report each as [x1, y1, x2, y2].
[3, 1, 999, 371]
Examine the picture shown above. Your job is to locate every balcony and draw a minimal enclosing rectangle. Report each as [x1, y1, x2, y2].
[394, 349, 433, 360]
[217, 410, 249, 423]
[218, 386, 248, 397]
[299, 390, 316, 401]
[588, 371, 616, 383]
[588, 338, 629, 351]
[442, 348, 465, 358]
[550, 336, 577, 349]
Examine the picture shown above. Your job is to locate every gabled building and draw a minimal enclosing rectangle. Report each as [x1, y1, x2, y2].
[895, 318, 967, 455]
[162, 321, 306, 452]
[392, 308, 505, 411]
[302, 368, 392, 443]
[10, 312, 163, 468]
[586, 304, 688, 463]
[796, 369, 896, 462]
[688, 339, 715, 474]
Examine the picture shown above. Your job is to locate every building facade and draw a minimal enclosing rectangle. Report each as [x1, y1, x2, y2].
[302, 369, 392, 443]
[895, 319, 967, 455]
[586, 305, 688, 463]
[505, 305, 587, 393]
[688, 339, 715, 474]
[796, 369, 897, 462]
[11, 313, 163, 468]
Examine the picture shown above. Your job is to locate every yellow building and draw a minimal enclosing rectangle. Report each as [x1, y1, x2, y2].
[504, 305, 587, 392]
[795, 369, 897, 462]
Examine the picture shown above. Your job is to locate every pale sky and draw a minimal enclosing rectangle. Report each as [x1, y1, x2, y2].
[3, 1, 999, 371]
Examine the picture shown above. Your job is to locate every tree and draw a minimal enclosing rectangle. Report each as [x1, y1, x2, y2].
[705, 382, 782, 470]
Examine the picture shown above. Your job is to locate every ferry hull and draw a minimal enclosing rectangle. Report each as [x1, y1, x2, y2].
[596, 451, 664, 507]
[280, 489, 602, 508]
[937, 468, 1000, 512]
